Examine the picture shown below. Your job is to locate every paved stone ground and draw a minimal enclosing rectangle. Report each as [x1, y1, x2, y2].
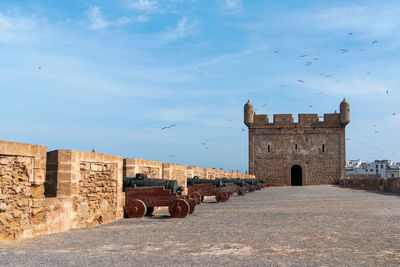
[1, 185, 400, 266]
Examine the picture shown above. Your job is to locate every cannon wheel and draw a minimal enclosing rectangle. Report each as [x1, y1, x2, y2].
[189, 191, 202, 205]
[125, 199, 147, 218]
[187, 199, 196, 214]
[238, 189, 246, 196]
[223, 191, 230, 202]
[216, 191, 229, 203]
[168, 199, 190, 218]
[194, 192, 202, 204]
[145, 206, 154, 216]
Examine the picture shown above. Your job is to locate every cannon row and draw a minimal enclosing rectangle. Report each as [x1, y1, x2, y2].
[123, 174, 268, 219]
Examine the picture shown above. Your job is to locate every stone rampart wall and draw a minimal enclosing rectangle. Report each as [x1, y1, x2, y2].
[340, 175, 400, 193]
[1, 140, 253, 242]
[0, 141, 46, 240]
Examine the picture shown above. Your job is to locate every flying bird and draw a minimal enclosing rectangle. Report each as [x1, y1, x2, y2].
[299, 55, 307, 57]
[201, 141, 207, 145]
[92, 149, 96, 153]
[392, 113, 396, 116]
[386, 90, 389, 95]
[274, 50, 279, 54]
[366, 72, 371, 75]
[241, 128, 245, 132]
[262, 104, 268, 107]
[317, 92, 323, 95]
[313, 58, 319, 60]
[297, 80, 305, 83]
[348, 32, 353, 35]
[280, 84, 286, 87]
[161, 124, 176, 130]
[308, 105, 313, 108]
[372, 40, 378, 44]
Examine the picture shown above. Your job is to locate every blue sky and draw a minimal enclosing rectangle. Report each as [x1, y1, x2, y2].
[1, 0, 399, 172]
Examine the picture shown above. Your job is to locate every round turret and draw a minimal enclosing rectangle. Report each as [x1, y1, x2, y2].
[340, 98, 350, 125]
[244, 100, 254, 127]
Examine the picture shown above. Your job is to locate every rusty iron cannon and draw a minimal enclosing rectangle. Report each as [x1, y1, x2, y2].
[187, 177, 230, 202]
[124, 173, 198, 218]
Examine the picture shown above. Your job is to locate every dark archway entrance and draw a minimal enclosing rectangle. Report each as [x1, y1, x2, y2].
[291, 165, 302, 186]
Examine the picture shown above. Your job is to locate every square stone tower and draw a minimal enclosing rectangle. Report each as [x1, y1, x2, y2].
[244, 99, 350, 186]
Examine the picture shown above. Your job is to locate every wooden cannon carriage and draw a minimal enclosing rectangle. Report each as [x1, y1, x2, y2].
[124, 173, 198, 218]
[187, 177, 230, 203]
[219, 178, 247, 196]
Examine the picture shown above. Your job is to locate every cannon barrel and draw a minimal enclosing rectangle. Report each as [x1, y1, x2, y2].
[124, 173, 182, 193]
[219, 178, 246, 186]
[187, 177, 224, 187]
[240, 179, 259, 185]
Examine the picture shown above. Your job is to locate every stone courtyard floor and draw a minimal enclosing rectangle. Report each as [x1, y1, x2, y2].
[1, 185, 400, 266]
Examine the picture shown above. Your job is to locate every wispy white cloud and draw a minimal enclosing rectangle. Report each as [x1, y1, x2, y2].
[161, 16, 201, 42]
[87, 6, 148, 30]
[303, 4, 400, 39]
[0, 12, 37, 42]
[122, 0, 161, 13]
[282, 72, 398, 97]
[222, 0, 242, 14]
[194, 45, 269, 69]
[87, 6, 109, 29]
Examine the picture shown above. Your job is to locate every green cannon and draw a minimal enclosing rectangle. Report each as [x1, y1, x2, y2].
[124, 173, 184, 193]
[187, 176, 224, 187]
[220, 178, 246, 187]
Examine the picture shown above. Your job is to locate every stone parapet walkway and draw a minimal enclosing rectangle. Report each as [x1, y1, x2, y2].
[1, 185, 399, 266]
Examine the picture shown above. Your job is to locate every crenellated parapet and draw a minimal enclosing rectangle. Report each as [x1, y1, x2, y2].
[244, 99, 349, 129]
[250, 112, 342, 128]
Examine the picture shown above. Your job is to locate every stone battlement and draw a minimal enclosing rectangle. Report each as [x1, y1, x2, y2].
[252, 113, 341, 128]
[0, 139, 254, 242]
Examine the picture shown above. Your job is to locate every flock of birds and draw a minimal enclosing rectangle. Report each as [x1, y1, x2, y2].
[158, 33, 396, 160]
[56, 32, 395, 162]
[250, 33, 397, 158]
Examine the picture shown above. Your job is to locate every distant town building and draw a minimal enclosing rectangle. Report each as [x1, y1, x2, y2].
[387, 165, 400, 178]
[346, 159, 399, 178]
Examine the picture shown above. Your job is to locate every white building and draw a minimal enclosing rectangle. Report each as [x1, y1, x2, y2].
[346, 159, 397, 178]
[386, 165, 400, 178]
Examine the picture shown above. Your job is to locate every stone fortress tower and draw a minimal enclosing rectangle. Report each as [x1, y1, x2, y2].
[244, 99, 350, 186]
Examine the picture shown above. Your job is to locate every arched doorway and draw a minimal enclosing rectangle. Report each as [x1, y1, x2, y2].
[291, 165, 302, 186]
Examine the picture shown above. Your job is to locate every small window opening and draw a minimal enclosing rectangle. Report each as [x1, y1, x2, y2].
[322, 144, 325, 153]
[295, 144, 298, 150]
[392, 173, 394, 178]
[267, 145, 271, 153]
